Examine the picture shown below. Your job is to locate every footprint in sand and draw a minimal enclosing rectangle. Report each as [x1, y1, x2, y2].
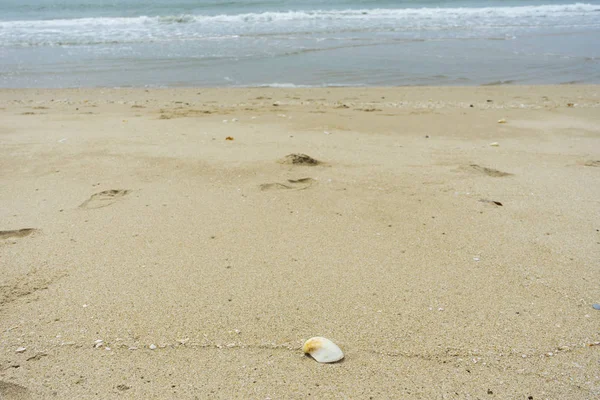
[278, 153, 321, 166]
[0, 269, 67, 308]
[0, 381, 31, 400]
[582, 160, 600, 167]
[0, 229, 36, 240]
[79, 189, 130, 209]
[468, 164, 512, 177]
[479, 199, 503, 207]
[260, 178, 315, 191]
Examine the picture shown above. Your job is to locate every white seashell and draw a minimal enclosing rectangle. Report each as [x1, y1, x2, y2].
[303, 337, 344, 363]
[15, 347, 26, 353]
[489, 142, 500, 147]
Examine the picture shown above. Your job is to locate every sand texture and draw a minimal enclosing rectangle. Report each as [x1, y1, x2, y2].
[1, 86, 600, 398]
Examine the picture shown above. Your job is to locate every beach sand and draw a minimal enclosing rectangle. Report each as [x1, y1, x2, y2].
[1, 86, 599, 399]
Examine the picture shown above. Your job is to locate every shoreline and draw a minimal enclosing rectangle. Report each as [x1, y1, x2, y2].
[1, 85, 599, 398]
[2, 82, 599, 90]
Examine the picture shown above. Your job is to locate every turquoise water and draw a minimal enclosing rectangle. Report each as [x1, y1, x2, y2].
[1, 1, 599, 87]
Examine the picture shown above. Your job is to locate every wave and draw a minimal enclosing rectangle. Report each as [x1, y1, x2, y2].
[1, 3, 598, 28]
[2, 3, 598, 49]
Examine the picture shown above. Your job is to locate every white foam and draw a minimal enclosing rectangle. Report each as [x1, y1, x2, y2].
[1, 3, 598, 28]
[1, 4, 598, 47]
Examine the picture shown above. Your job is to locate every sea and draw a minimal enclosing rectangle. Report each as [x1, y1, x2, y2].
[1, 0, 599, 87]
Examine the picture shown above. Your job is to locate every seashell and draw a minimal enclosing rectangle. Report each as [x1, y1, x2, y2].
[497, 118, 507, 124]
[303, 337, 344, 363]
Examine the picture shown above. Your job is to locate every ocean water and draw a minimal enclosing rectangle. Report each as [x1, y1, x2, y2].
[1, 0, 599, 87]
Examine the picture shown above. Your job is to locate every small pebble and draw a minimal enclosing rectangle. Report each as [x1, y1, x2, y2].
[149, 344, 157, 350]
[592, 303, 600, 310]
[15, 347, 26, 353]
[489, 142, 500, 147]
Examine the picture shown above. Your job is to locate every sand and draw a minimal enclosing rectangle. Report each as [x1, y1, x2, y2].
[1, 86, 599, 399]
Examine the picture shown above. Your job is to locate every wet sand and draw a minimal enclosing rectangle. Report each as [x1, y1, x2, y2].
[1, 86, 600, 398]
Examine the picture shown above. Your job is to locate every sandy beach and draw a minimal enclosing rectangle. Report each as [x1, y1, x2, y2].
[1, 86, 600, 399]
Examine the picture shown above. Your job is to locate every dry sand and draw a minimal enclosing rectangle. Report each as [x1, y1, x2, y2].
[1, 86, 599, 399]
